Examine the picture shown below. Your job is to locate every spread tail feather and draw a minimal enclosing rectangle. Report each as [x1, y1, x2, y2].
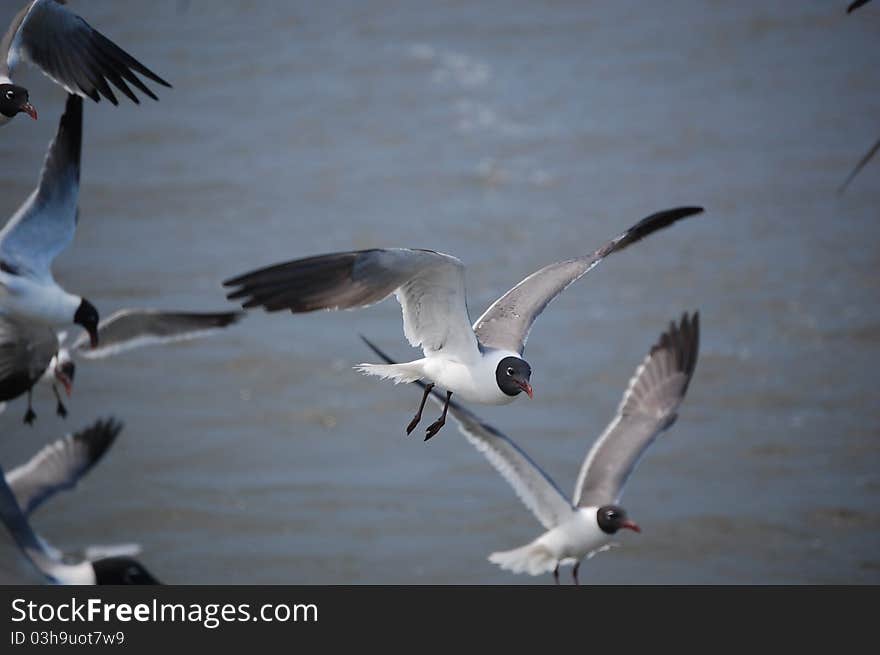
[354, 361, 424, 385]
[488, 541, 558, 576]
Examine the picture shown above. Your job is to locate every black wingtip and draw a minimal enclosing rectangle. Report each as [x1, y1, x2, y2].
[847, 0, 871, 13]
[72, 417, 124, 465]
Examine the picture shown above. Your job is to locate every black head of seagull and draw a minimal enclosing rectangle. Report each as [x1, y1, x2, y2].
[92, 557, 161, 585]
[0, 84, 37, 120]
[596, 505, 641, 535]
[495, 357, 533, 399]
[74, 299, 100, 348]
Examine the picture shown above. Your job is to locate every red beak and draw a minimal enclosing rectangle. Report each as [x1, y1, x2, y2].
[21, 102, 37, 120]
[516, 380, 534, 399]
[89, 330, 99, 348]
[621, 520, 641, 533]
[55, 372, 73, 397]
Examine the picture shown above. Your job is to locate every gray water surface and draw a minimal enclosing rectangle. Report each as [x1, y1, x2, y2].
[0, 0, 877, 584]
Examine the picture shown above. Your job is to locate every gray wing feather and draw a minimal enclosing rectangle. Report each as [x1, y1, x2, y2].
[574, 313, 700, 507]
[0, 3, 30, 78]
[6, 417, 122, 516]
[7, 0, 170, 103]
[472, 207, 703, 354]
[0, 93, 81, 276]
[0, 315, 58, 402]
[361, 335, 573, 530]
[72, 309, 244, 358]
[226, 249, 478, 357]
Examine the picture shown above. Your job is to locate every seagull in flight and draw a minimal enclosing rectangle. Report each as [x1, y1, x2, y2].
[1, 0, 170, 127]
[225, 206, 702, 440]
[0, 93, 99, 347]
[0, 417, 160, 584]
[0, 309, 244, 423]
[363, 313, 699, 583]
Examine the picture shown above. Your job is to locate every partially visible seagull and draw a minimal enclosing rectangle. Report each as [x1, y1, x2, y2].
[1, 0, 171, 127]
[0, 417, 160, 584]
[0, 309, 244, 422]
[0, 314, 58, 424]
[0, 93, 99, 346]
[362, 313, 700, 584]
[225, 206, 703, 440]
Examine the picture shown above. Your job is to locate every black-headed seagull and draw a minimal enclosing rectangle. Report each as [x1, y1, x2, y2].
[0, 0, 170, 127]
[363, 313, 699, 583]
[0, 417, 160, 584]
[225, 206, 702, 440]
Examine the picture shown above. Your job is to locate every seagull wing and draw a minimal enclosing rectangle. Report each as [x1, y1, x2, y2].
[71, 309, 244, 358]
[573, 313, 699, 507]
[6, 417, 122, 516]
[472, 207, 702, 354]
[226, 249, 480, 358]
[4, 0, 171, 104]
[0, 93, 81, 278]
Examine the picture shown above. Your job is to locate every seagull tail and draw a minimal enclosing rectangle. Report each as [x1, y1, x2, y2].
[354, 360, 424, 385]
[488, 540, 558, 576]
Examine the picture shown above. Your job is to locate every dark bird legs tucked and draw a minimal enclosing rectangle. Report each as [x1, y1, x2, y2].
[424, 391, 453, 441]
[406, 383, 434, 435]
[51, 384, 68, 418]
[405, 382, 453, 441]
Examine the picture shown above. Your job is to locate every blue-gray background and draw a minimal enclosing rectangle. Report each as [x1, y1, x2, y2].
[0, 0, 877, 584]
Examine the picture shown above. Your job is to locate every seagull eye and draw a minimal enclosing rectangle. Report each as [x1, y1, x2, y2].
[506, 367, 514, 376]
[4, 91, 13, 100]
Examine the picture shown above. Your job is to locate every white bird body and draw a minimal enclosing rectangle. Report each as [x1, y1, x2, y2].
[358, 346, 522, 405]
[0, 269, 79, 328]
[489, 507, 611, 576]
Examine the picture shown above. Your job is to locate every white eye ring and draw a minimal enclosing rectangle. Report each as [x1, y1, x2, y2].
[506, 367, 514, 375]
[4, 91, 13, 100]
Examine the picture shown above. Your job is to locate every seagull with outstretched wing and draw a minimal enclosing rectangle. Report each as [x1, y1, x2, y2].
[0, 417, 160, 584]
[362, 313, 699, 583]
[226, 206, 703, 440]
[0, 0, 170, 127]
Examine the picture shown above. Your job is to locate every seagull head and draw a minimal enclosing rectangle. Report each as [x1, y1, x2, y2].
[53, 349, 75, 397]
[0, 84, 37, 120]
[74, 299, 100, 348]
[495, 356, 533, 399]
[91, 557, 160, 585]
[596, 505, 641, 535]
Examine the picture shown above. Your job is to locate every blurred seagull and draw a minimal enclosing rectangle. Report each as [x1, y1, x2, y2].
[0, 93, 99, 347]
[0, 417, 160, 584]
[363, 313, 699, 583]
[225, 206, 702, 440]
[1, 0, 171, 127]
[0, 309, 244, 423]
[0, 314, 58, 424]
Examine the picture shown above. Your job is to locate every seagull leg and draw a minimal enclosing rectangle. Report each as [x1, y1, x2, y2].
[406, 383, 434, 435]
[553, 566, 560, 585]
[23, 389, 36, 425]
[572, 562, 580, 586]
[424, 391, 452, 441]
[52, 384, 68, 418]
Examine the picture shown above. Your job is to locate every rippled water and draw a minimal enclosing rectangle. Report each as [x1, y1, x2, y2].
[0, 0, 877, 584]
